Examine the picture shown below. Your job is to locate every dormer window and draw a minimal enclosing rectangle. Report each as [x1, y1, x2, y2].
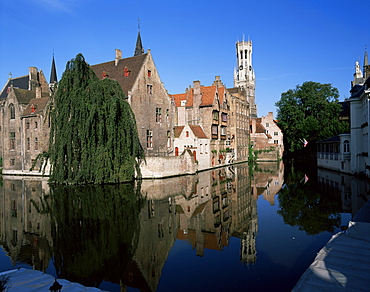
[124, 67, 130, 77]
[31, 105, 35, 114]
[102, 71, 109, 78]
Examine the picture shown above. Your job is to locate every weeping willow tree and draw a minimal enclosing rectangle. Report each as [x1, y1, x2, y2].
[49, 54, 144, 184]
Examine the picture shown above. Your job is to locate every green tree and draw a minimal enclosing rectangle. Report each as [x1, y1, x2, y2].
[277, 165, 341, 235]
[49, 54, 144, 184]
[275, 81, 348, 153]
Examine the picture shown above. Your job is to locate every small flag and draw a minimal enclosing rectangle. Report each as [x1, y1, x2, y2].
[300, 138, 308, 147]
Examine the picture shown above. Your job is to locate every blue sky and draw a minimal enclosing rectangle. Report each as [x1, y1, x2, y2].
[1, 0, 369, 116]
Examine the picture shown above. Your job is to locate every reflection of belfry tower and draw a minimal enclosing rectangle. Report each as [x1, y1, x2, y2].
[233, 37, 257, 117]
[240, 223, 257, 264]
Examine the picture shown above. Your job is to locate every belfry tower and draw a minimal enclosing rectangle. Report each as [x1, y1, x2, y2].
[234, 38, 257, 117]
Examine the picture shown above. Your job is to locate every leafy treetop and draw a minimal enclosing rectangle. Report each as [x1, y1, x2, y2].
[48, 53, 144, 184]
[275, 81, 348, 153]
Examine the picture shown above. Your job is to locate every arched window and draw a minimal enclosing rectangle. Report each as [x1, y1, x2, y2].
[9, 104, 15, 119]
[343, 140, 350, 153]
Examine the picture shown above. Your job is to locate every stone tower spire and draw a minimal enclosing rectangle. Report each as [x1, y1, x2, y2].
[50, 54, 58, 84]
[363, 47, 370, 79]
[134, 20, 144, 56]
[364, 47, 369, 67]
[234, 37, 257, 117]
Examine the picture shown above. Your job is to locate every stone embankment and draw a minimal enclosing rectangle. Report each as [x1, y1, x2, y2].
[292, 201, 370, 291]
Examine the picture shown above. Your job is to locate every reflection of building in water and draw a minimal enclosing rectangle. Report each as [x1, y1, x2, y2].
[123, 176, 194, 292]
[175, 169, 233, 256]
[230, 164, 257, 264]
[252, 161, 284, 206]
[127, 196, 177, 292]
[0, 176, 52, 272]
[317, 168, 370, 218]
[173, 164, 260, 264]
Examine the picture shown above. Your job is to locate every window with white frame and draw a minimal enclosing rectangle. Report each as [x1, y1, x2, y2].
[343, 140, 350, 153]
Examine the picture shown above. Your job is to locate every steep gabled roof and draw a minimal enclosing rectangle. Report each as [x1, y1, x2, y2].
[171, 93, 187, 107]
[174, 125, 208, 139]
[174, 85, 226, 108]
[251, 118, 267, 134]
[1, 75, 29, 99]
[174, 126, 185, 138]
[22, 96, 49, 117]
[13, 88, 35, 104]
[200, 86, 216, 107]
[189, 125, 208, 139]
[90, 53, 148, 96]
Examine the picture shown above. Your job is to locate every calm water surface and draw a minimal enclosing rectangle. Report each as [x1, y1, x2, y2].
[0, 162, 368, 291]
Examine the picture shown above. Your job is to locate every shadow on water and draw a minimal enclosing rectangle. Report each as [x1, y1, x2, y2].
[48, 183, 143, 287]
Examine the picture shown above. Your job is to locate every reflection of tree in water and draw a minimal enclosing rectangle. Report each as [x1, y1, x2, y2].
[277, 163, 342, 235]
[49, 183, 143, 287]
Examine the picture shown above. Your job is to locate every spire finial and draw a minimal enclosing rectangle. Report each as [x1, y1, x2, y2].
[364, 45, 369, 67]
[138, 17, 140, 31]
[134, 20, 144, 56]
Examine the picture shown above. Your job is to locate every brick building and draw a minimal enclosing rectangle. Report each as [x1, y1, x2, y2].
[0, 67, 52, 174]
[171, 76, 231, 168]
[91, 31, 174, 157]
[250, 112, 284, 160]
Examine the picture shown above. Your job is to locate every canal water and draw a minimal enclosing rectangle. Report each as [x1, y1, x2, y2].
[0, 162, 369, 291]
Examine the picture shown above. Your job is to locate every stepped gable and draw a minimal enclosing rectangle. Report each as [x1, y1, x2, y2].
[90, 53, 148, 96]
[185, 88, 194, 107]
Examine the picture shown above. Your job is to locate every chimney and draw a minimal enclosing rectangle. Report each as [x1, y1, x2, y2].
[251, 118, 256, 134]
[115, 49, 122, 66]
[36, 87, 41, 99]
[29, 67, 38, 90]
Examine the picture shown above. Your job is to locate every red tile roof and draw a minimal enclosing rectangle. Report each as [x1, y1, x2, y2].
[170, 93, 187, 107]
[189, 125, 208, 139]
[174, 126, 184, 138]
[173, 83, 226, 108]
